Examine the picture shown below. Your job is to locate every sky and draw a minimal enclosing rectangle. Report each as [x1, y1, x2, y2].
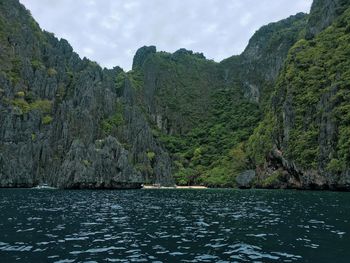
[19, 0, 312, 71]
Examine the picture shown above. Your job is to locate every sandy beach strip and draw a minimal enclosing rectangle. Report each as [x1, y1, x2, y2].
[142, 185, 208, 189]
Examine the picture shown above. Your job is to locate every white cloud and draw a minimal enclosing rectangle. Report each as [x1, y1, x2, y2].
[82, 47, 94, 56]
[240, 13, 253, 26]
[19, 0, 312, 70]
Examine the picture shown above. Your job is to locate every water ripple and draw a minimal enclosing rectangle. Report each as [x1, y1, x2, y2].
[0, 189, 349, 262]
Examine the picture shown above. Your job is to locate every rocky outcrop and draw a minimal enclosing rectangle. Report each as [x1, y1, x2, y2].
[220, 13, 308, 105]
[236, 170, 256, 189]
[126, 13, 309, 187]
[1, 0, 349, 190]
[306, 0, 349, 39]
[134, 46, 219, 135]
[132, 46, 156, 70]
[249, 3, 350, 191]
[118, 78, 174, 186]
[0, 0, 173, 188]
[132, 16, 307, 138]
[57, 137, 142, 189]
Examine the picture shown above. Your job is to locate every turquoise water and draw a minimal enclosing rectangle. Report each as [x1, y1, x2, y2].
[0, 189, 349, 262]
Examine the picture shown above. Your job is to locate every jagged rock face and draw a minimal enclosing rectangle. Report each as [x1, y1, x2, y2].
[2, 0, 349, 190]
[0, 0, 312, 189]
[0, 0, 173, 188]
[236, 170, 256, 189]
[125, 13, 309, 188]
[132, 13, 308, 139]
[135, 47, 220, 135]
[56, 137, 142, 189]
[118, 78, 174, 186]
[132, 46, 157, 70]
[306, 0, 350, 39]
[249, 4, 350, 190]
[220, 13, 308, 106]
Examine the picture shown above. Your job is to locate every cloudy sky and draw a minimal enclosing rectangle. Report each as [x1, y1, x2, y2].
[19, 0, 312, 70]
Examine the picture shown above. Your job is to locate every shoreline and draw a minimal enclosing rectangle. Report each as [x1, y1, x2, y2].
[142, 185, 208, 189]
[1, 186, 349, 192]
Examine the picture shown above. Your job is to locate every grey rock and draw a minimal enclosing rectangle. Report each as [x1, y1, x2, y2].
[306, 0, 349, 39]
[220, 13, 308, 104]
[0, 1, 173, 188]
[2, 0, 349, 191]
[56, 137, 142, 189]
[132, 46, 157, 70]
[236, 170, 256, 188]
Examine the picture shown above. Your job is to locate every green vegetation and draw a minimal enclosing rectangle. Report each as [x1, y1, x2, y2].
[101, 103, 124, 135]
[247, 113, 276, 166]
[115, 72, 127, 91]
[30, 99, 52, 113]
[11, 98, 30, 113]
[47, 68, 57, 77]
[152, 85, 261, 187]
[135, 163, 153, 176]
[15, 91, 25, 97]
[56, 83, 66, 101]
[261, 170, 284, 188]
[31, 60, 45, 70]
[1, 0, 350, 189]
[7, 58, 22, 84]
[249, 7, 350, 172]
[307, 0, 349, 38]
[11, 98, 52, 114]
[130, 44, 273, 187]
[82, 159, 91, 167]
[127, 70, 144, 91]
[146, 151, 156, 161]
[42, 115, 53, 125]
[327, 158, 344, 173]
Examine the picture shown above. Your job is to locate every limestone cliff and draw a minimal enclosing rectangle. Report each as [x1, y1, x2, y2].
[220, 13, 308, 106]
[306, 0, 349, 38]
[1, 0, 350, 190]
[123, 13, 308, 187]
[0, 0, 173, 188]
[248, 2, 350, 190]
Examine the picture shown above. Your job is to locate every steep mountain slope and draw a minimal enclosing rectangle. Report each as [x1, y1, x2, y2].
[120, 13, 308, 187]
[0, 0, 173, 188]
[306, 0, 350, 38]
[133, 48, 261, 186]
[248, 2, 350, 190]
[220, 13, 308, 106]
[1, 0, 349, 190]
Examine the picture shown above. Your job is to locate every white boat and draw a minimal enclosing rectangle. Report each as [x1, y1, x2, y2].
[32, 183, 57, 190]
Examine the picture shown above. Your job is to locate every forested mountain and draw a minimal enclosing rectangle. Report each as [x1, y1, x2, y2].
[0, 0, 349, 190]
[248, 0, 350, 189]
